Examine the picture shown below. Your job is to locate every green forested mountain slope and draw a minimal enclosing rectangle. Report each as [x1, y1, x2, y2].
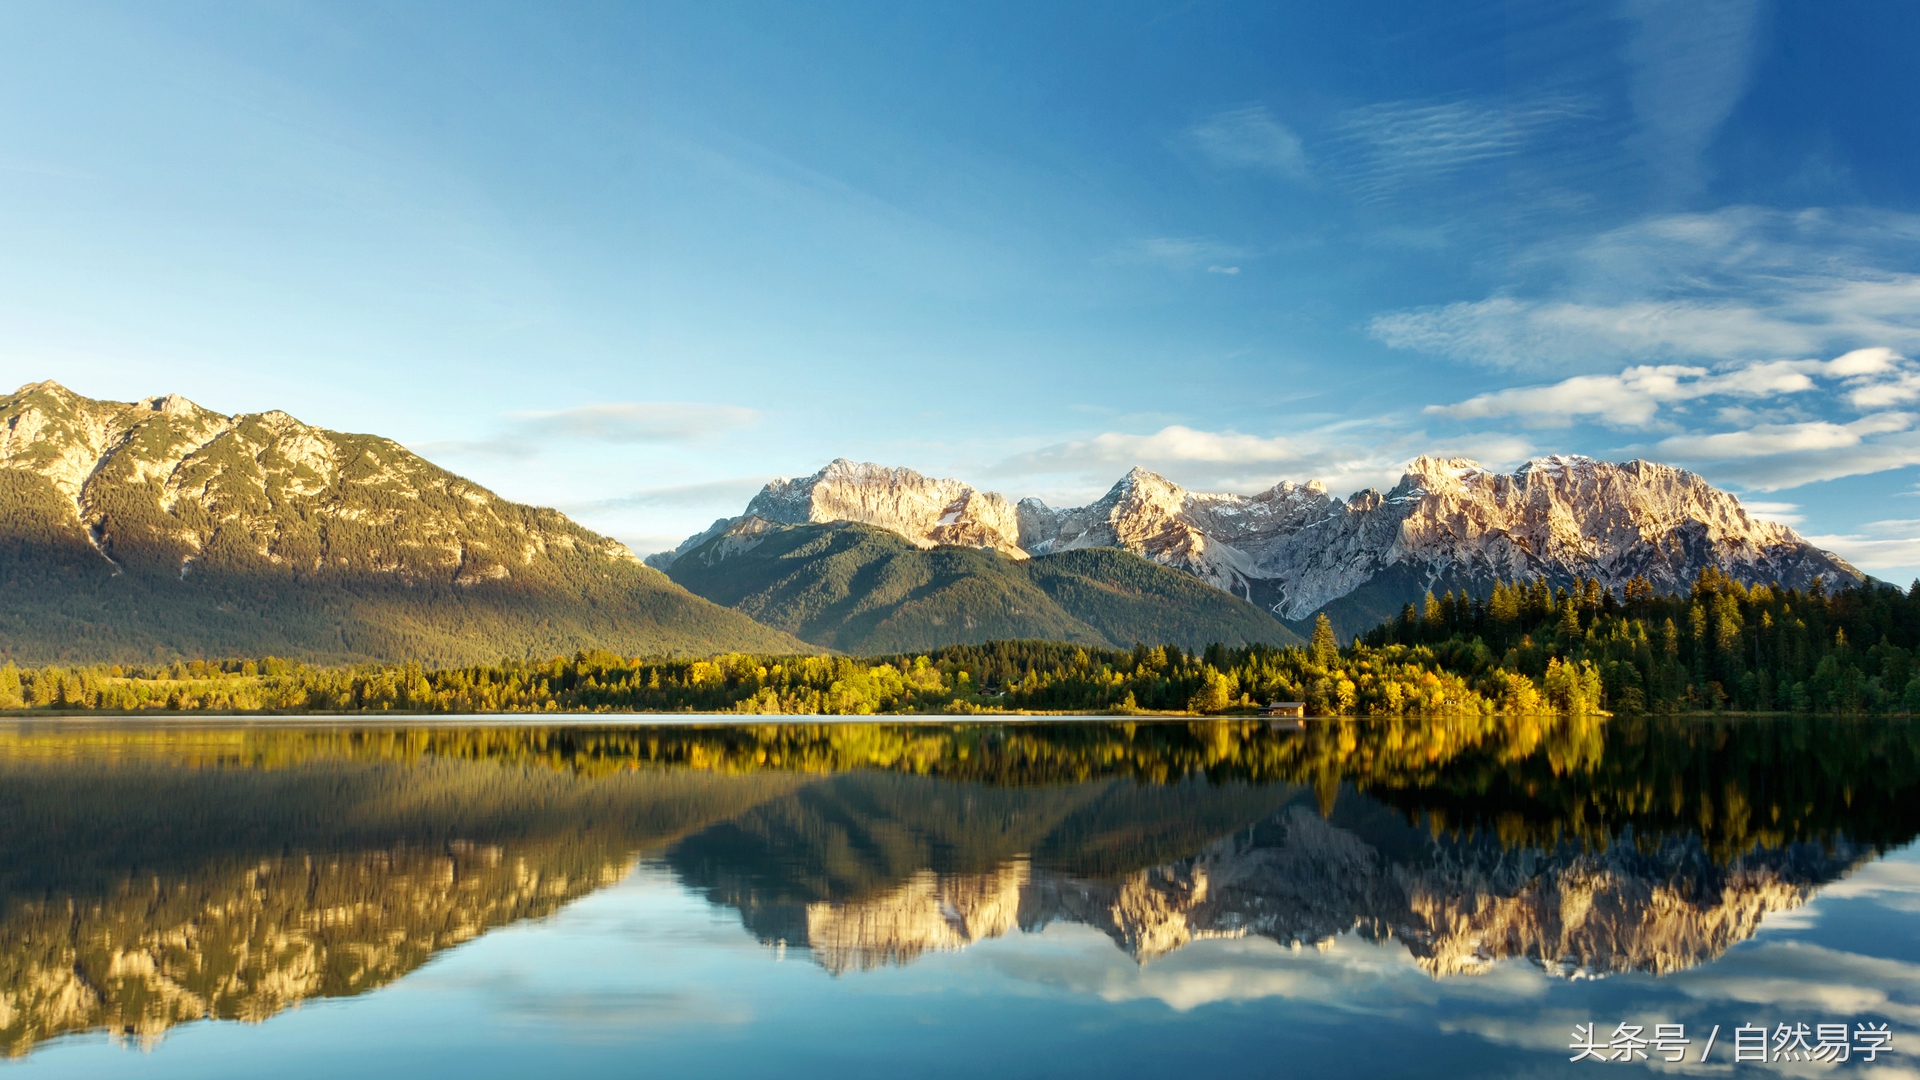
[662, 518, 1301, 652]
[0, 382, 808, 664]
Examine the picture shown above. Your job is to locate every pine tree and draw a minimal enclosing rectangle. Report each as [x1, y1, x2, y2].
[1557, 595, 1581, 639]
[1490, 581, 1520, 626]
[1580, 577, 1603, 611]
[1527, 577, 1552, 618]
[1311, 613, 1339, 666]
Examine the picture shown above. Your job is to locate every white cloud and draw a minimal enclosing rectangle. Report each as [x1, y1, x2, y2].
[1681, 431, 1920, 491]
[1425, 356, 1874, 429]
[1422, 349, 1920, 490]
[1811, 856, 1920, 912]
[1206, 265, 1240, 275]
[1371, 208, 1920, 372]
[1829, 346, 1905, 378]
[1375, 292, 1920, 373]
[1373, 297, 1813, 370]
[1188, 106, 1309, 180]
[1656, 413, 1916, 460]
[1737, 501, 1803, 526]
[1803, 519, 1920, 573]
[1848, 369, 1920, 408]
[990, 423, 1533, 502]
[1673, 941, 1920, 1025]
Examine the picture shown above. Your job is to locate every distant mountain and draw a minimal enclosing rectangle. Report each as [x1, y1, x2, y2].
[660, 518, 1301, 653]
[0, 382, 807, 664]
[652, 456, 1865, 638]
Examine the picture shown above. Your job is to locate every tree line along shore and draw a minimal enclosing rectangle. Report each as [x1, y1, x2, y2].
[3, 571, 1918, 717]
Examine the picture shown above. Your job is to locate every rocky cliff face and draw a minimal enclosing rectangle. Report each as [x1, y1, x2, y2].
[651, 456, 1862, 626]
[650, 459, 1029, 568]
[771, 805, 1866, 979]
[749, 460, 1028, 559]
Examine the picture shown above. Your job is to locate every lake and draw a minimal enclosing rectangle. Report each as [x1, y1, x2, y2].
[0, 714, 1912, 1077]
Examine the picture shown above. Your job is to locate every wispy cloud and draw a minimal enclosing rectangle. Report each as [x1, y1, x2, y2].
[413, 402, 760, 460]
[1109, 237, 1252, 272]
[1656, 412, 1915, 461]
[1803, 524, 1920, 574]
[1187, 106, 1309, 180]
[1332, 97, 1589, 203]
[561, 476, 774, 514]
[1689, 430, 1920, 491]
[1621, 0, 1763, 195]
[515, 402, 759, 443]
[1738, 501, 1804, 526]
[1371, 208, 1920, 371]
[1428, 350, 1901, 428]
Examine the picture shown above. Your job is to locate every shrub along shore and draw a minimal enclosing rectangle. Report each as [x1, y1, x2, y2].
[3, 572, 1916, 717]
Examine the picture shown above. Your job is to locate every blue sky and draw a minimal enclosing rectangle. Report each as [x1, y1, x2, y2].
[5, 2, 1920, 577]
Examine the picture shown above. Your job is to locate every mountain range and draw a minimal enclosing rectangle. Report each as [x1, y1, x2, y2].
[0, 381, 1870, 663]
[0, 382, 804, 664]
[653, 456, 1865, 639]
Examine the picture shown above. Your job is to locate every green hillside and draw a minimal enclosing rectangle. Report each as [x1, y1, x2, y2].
[0, 382, 809, 665]
[662, 520, 1300, 652]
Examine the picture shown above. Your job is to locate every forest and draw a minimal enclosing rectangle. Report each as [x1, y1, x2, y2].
[1359, 568, 1920, 714]
[2, 571, 1916, 716]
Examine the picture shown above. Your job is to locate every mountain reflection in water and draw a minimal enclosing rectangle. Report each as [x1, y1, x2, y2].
[0, 713, 1913, 1058]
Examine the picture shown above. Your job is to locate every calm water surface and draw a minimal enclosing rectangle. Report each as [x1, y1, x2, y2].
[0, 714, 1913, 1078]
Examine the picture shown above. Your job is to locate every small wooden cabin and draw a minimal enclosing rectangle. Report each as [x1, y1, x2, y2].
[1257, 701, 1306, 718]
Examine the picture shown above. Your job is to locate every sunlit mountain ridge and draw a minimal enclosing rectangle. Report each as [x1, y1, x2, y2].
[0, 382, 806, 664]
[651, 457, 1864, 639]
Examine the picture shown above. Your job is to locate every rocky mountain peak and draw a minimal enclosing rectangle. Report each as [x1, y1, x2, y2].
[1107, 467, 1186, 516]
[142, 392, 204, 418]
[659, 454, 1863, 630]
[728, 459, 1027, 560]
[1398, 455, 1490, 492]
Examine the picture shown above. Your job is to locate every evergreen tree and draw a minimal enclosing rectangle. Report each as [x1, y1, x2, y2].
[1557, 595, 1581, 639]
[1311, 613, 1339, 666]
[1490, 581, 1520, 626]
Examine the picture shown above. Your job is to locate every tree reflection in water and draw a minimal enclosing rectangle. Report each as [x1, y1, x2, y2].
[0, 713, 1912, 1055]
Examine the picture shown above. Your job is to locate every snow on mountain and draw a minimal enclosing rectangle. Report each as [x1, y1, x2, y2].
[651, 455, 1864, 623]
